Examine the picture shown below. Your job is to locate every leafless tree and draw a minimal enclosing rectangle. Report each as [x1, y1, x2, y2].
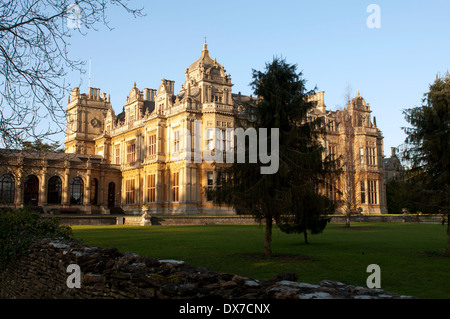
[0, 0, 144, 148]
[336, 86, 365, 227]
[338, 109, 363, 227]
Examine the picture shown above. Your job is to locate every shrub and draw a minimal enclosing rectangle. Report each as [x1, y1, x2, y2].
[0, 207, 73, 270]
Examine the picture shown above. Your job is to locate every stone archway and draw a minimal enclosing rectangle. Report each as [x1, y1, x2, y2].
[107, 182, 115, 208]
[23, 175, 39, 206]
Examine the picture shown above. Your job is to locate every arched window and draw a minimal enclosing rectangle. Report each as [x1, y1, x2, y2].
[0, 174, 15, 204]
[24, 175, 39, 206]
[47, 176, 62, 204]
[90, 178, 98, 205]
[70, 177, 84, 205]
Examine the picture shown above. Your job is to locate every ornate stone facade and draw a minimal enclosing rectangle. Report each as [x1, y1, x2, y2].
[308, 91, 387, 214]
[0, 151, 121, 214]
[64, 43, 243, 215]
[0, 44, 387, 214]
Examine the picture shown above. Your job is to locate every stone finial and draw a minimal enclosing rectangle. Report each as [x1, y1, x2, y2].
[201, 42, 209, 58]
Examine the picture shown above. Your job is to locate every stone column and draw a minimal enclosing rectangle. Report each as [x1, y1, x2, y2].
[141, 132, 145, 161]
[104, 140, 110, 164]
[83, 107, 88, 141]
[143, 169, 147, 203]
[166, 167, 171, 204]
[179, 167, 185, 203]
[137, 171, 141, 205]
[136, 132, 141, 162]
[85, 159, 92, 213]
[143, 129, 148, 160]
[185, 166, 191, 203]
[99, 170, 105, 207]
[156, 166, 163, 203]
[85, 173, 91, 203]
[62, 163, 70, 206]
[121, 139, 125, 166]
[15, 166, 23, 208]
[193, 166, 200, 203]
[121, 174, 126, 205]
[39, 166, 47, 207]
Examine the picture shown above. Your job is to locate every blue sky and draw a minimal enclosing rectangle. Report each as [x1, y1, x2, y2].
[63, 0, 450, 157]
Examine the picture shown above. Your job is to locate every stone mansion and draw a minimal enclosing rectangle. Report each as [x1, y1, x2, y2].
[0, 44, 388, 215]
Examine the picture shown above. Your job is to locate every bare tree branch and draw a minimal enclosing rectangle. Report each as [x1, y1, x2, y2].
[0, 0, 144, 148]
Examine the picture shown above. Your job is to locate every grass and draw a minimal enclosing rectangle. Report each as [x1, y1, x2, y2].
[71, 222, 450, 299]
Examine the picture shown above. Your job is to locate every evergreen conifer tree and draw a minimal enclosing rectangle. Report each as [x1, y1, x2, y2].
[209, 58, 339, 254]
[403, 72, 450, 253]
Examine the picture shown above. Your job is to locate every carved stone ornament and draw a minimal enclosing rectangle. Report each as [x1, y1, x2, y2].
[91, 117, 101, 128]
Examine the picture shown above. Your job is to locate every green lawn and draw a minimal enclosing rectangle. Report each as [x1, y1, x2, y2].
[71, 222, 450, 299]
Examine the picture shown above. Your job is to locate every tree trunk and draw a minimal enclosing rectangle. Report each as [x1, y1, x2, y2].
[346, 213, 351, 228]
[303, 230, 309, 244]
[264, 215, 272, 258]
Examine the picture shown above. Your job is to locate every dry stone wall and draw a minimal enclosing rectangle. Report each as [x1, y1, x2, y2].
[0, 238, 414, 299]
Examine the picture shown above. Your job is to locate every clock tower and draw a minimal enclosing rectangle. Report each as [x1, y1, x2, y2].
[65, 86, 112, 155]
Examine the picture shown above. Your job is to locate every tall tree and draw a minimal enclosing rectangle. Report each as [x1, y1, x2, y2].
[403, 72, 450, 253]
[210, 57, 338, 254]
[0, 0, 144, 148]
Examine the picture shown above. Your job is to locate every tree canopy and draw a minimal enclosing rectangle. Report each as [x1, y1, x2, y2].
[403, 72, 450, 188]
[402, 72, 450, 253]
[209, 57, 339, 255]
[22, 138, 63, 153]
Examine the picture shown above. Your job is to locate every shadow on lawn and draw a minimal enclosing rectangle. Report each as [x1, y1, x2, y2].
[422, 250, 450, 258]
[334, 226, 376, 230]
[233, 252, 317, 262]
